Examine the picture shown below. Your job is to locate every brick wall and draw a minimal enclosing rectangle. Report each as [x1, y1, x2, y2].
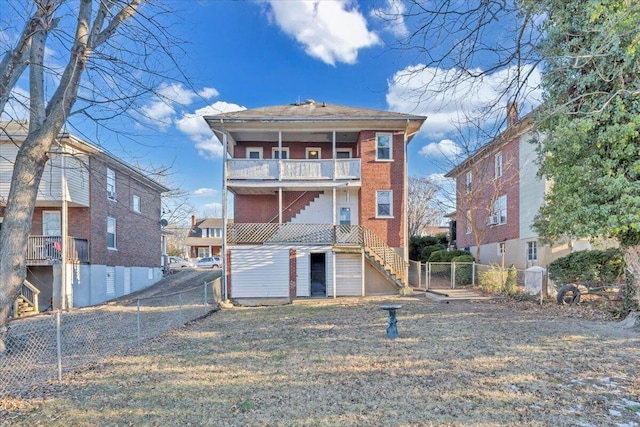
[89, 155, 163, 267]
[359, 130, 405, 248]
[455, 136, 520, 249]
[234, 191, 321, 223]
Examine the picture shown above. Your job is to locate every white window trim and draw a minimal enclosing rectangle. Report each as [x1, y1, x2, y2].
[527, 241, 538, 261]
[497, 242, 506, 256]
[375, 133, 393, 161]
[465, 210, 472, 234]
[43, 210, 61, 236]
[246, 147, 263, 159]
[495, 152, 503, 179]
[107, 167, 116, 200]
[489, 194, 507, 226]
[336, 148, 352, 159]
[376, 190, 393, 218]
[132, 195, 141, 213]
[272, 147, 290, 159]
[465, 171, 472, 194]
[306, 147, 321, 159]
[107, 216, 117, 250]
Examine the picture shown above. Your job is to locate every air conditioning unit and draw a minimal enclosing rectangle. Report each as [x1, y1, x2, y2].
[107, 190, 116, 200]
[487, 214, 499, 226]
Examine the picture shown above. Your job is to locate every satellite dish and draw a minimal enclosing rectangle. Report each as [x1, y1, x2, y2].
[160, 219, 168, 227]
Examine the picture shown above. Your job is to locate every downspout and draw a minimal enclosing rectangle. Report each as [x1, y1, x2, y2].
[61, 148, 69, 309]
[220, 124, 229, 301]
[403, 120, 409, 290]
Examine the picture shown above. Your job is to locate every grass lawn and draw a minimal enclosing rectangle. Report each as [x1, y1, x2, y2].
[1, 295, 639, 426]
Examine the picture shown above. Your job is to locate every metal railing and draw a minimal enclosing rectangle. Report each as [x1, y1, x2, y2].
[26, 235, 89, 263]
[0, 278, 222, 398]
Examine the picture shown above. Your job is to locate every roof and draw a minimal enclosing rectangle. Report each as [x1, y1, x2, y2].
[444, 112, 535, 178]
[204, 100, 427, 143]
[0, 120, 170, 193]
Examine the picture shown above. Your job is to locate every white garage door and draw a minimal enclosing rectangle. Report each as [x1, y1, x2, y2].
[336, 253, 362, 296]
[230, 247, 289, 298]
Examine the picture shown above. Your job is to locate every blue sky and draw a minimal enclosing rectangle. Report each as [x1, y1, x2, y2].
[2, 0, 542, 223]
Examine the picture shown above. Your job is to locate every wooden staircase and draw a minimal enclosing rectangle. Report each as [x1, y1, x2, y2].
[13, 280, 40, 318]
[361, 227, 409, 293]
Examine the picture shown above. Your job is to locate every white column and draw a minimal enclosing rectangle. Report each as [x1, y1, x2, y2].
[221, 128, 228, 300]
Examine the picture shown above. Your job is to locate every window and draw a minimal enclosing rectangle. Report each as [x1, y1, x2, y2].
[272, 147, 289, 159]
[306, 147, 321, 159]
[107, 167, 116, 199]
[498, 242, 506, 256]
[489, 195, 507, 225]
[527, 241, 537, 261]
[465, 210, 472, 234]
[376, 133, 392, 160]
[107, 217, 116, 249]
[132, 195, 140, 213]
[465, 171, 472, 194]
[246, 147, 263, 159]
[495, 152, 503, 178]
[339, 207, 351, 225]
[376, 190, 393, 217]
[336, 149, 352, 159]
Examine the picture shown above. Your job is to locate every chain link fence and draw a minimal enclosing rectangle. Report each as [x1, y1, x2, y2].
[0, 278, 222, 398]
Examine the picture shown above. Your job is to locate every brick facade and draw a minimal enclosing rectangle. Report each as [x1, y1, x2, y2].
[234, 191, 321, 223]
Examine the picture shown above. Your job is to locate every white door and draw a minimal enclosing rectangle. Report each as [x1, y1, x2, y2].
[124, 267, 131, 294]
[336, 254, 362, 296]
[43, 211, 61, 236]
[106, 266, 116, 296]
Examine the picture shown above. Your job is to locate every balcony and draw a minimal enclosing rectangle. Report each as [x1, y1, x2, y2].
[26, 236, 89, 265]
[227, 159, 360, 181]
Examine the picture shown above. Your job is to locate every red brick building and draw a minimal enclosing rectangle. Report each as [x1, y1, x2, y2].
[205, 101, 426, 302]
[0, 122, 168, 314]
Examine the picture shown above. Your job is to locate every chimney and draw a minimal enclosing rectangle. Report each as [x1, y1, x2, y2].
[507, 102, 518, 127]
[191, 215, 196, 227]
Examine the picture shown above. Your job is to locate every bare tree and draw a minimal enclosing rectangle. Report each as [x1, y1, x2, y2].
[407, 176, 441, 236]
[0, 0, 188, 335]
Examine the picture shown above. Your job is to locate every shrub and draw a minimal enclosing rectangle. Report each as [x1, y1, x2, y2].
[428, 249, 470, 263]
[548, 248, 623, 290]
[409, 236, 446, 261]
[452, 254, 475, 286]
[478, 264, 517, 295]
[420, 244, 446, 262]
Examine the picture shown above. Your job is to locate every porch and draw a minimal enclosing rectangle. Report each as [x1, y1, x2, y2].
[26, 235, 89, 265]
[227, 158, 360, 181]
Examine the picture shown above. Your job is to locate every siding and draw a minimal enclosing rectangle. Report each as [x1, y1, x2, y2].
[230, 246, 290, 298]
[335, 253, 362, 296]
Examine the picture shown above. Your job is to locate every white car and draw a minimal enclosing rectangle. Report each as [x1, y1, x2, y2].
[167, 256, 195, 269]
[196, 256, 223, 269]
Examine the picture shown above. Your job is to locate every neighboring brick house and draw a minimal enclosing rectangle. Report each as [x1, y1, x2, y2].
[0, 121, 169, 314]
[445, 105, 595, 269]
[184, 216, 233, 259]
[204, 100, 426, 302]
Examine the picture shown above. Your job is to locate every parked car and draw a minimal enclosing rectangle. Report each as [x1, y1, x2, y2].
[167, 256, 195, 269]
[196, 256, 223, 269]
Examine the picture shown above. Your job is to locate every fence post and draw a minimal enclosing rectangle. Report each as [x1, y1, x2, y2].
[56, 311, 62, 381]
[137, 300, 141, 346]
[179, 293, 183, 325]
[427, 262, 431, 290]
[472, 262, 476, 286]
[204, 281, 208, 315]
[452, 263, 456, 289]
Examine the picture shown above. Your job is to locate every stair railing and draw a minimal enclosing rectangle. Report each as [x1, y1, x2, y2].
[13, 279, 40, 317]
[361, 226, 408, 285]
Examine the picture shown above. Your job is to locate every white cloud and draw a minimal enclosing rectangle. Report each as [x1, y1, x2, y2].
[265, 0, 380, 65]
[387, 64, 542, 136]
[192, 188, 217, 196]
[138, 83, 220, 131]
[175, 101, 246, 159]
[370, 0, 408, 37]
[419, 139, 462, 159]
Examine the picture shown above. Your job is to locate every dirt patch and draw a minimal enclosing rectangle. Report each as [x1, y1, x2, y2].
[2, 296, 639, 426]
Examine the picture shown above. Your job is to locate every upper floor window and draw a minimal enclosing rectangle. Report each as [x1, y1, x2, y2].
[132, 195, 141, 213]
[376, 190, 393, 218]
[306, 147, 321, 159]
[495, 152, 503, 178]
[272, 147, 289, 159]
[106, 168, 116, 200]
[107, 217, 117, 249]
[246, 147, 263, 159]
[465, 210, 472, 234]
[336, 149, 352, 159]
[527, 241, 537, 261]
[465, 171, 472, 194]
[201, 227, 222, 238]
[376, 133, 392, 160]
[489, 194, 507, 225]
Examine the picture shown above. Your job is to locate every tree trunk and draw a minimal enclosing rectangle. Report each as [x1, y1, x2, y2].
[622, 244, 640, 309]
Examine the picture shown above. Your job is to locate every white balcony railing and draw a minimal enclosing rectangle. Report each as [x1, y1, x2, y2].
[227, 159, 360, 181]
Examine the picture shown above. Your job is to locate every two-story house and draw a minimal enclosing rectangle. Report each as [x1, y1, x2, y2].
[445, 105, 594, 269]
[184, 216, 232, 259]
[0, 121, 169, 315]
[204, 100, 426, 302]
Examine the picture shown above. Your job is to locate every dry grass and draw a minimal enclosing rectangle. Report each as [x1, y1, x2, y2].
[1, 296, 639, 426]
